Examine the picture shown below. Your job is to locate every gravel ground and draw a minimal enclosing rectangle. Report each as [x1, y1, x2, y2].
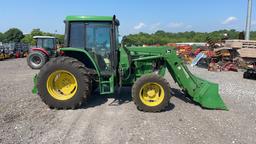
[0, 58, 256, 144]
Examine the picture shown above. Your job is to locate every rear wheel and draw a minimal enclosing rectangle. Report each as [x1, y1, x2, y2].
[132, 74, 171, 112]
[27, 51, 48, 69]
[37, 57, 91, 109]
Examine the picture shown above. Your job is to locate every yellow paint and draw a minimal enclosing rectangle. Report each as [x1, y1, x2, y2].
[0, 54, 4, 60]
[47, 70, 78, 100]
[139, 82, 165, 107]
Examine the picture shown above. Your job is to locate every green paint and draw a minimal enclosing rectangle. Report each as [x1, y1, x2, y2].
[60, 48, 101, 76]
[132, 55, 163, 61]
[33, 16, 227, 110]
[60, 48, 114, 95]
[32, 75, 38, 94]
[100, 75, 114, 95]
[119, 46, 227, 110]
[158, 67, 166, 77]
[164, 48, 227, 110]
[66, 16, 113, 22]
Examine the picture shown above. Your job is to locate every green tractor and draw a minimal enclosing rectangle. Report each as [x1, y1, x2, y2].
[33, 15, 227, 112]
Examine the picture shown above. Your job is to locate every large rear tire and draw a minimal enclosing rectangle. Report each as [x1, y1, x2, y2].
[132, 74, 171, 112]
[27, 51, 48, 69]
[37, 57, 91, 109]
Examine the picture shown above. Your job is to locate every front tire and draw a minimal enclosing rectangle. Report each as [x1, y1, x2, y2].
[37, 57, 91, 109]
[27, 51, 48, 69]
[132, 74, 171, 112]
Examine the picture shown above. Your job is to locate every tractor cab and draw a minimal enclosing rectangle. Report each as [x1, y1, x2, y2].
[62, 16, 120, 94]
[33, 36, 57, 56]
[27, 36, 57, 69]
[64, 16, 120, 76]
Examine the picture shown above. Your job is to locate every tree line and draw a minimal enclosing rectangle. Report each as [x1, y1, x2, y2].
[1, 28, 256, 47]
[122, 30, 256, 46]
[0, 28, 64, 45]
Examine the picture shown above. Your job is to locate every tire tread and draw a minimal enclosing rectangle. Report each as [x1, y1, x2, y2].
[37, 56, 92, 109]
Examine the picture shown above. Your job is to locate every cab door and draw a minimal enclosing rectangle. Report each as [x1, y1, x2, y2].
[85, 22, 113, 74]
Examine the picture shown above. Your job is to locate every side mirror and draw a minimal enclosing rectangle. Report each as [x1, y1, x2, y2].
[118, 35, 123, 47]
[118, 35, 123, 44]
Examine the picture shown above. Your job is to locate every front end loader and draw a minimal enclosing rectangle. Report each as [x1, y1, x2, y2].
[32, 15, 227, 112]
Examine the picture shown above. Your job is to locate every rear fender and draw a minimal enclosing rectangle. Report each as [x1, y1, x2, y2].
[60, 48, 100, 77]
[31, 48, 49, 56]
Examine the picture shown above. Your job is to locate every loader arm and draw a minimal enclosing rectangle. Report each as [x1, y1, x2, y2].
[164, 49, 227, 110]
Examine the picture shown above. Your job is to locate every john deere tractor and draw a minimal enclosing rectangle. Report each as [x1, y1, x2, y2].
[33, 15, 227, 112]
[27, 36, 57, 69]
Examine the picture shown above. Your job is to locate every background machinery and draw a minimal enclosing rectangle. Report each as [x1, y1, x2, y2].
[0, 45, 5, 60]
[33, 15, 227, 112]
[27, 36, 57, 69]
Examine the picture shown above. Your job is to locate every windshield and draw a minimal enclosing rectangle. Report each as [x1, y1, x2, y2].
[37, 39, 55, 49]
[69, 22, 112, 50]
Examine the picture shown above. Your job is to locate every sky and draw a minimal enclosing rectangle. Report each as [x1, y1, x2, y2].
[0, 0, 255, 35]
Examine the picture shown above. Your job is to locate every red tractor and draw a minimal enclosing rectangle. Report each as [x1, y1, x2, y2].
[27, 36, 58, 69]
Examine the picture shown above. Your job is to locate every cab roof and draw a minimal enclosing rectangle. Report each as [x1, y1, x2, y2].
[66, 16, 113, 22]
[33, 36, 56, 39]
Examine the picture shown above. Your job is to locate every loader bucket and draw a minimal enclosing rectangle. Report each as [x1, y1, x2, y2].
[192, 78, 228, 110]
[166, 55, 228, 110]
[164, 48, 228, 110]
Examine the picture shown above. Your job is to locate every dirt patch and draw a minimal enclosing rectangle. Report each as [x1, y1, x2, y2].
[0, 58, 256, 144]
[2, 113, 21, 123]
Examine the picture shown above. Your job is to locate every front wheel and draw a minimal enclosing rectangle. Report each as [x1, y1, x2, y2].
[27, 51, 48, 69]
[132, 74, 171, 112]
[37, 57, 91, 109]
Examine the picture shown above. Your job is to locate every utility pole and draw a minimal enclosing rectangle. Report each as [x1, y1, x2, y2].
[245, 0, 252, 40]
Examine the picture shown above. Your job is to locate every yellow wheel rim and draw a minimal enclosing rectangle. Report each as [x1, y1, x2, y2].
[139, 82, 165, 107]
[47, 70, 78, 101]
